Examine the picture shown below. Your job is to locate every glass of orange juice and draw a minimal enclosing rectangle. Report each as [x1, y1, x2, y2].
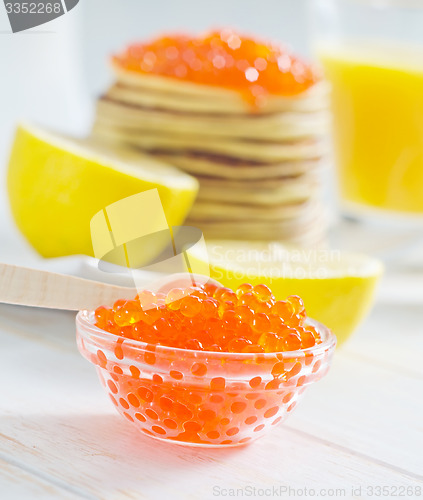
[310, 0, 423, 228]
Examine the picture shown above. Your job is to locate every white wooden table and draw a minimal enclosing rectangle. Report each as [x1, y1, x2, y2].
[0, 270, 422, 500]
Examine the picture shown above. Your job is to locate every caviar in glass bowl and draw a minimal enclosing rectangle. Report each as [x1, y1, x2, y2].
[76, 280, 336, 447]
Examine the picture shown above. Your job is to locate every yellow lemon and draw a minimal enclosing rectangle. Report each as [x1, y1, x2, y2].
[190, 240, 383, 346]
[7, 124, 198, 261]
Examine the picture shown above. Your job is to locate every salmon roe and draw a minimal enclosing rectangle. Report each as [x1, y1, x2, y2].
[94, 283, 321, 353]
[112, 29, 320, 106]
[79, 282, 335, 447]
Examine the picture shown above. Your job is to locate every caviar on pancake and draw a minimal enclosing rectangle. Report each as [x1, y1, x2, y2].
[112, 29, 321, 107]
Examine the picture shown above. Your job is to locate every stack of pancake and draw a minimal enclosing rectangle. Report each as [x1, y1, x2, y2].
[92, 49, 330, 247]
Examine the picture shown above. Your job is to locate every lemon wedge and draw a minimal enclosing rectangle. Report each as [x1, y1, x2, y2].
[189, 240, 383, 346]
[7, 124, 198, 260]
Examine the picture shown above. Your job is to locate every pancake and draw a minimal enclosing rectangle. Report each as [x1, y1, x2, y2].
[112, 65, 331, 114]
[195, 177, 318, 205]
[197, 227, 327, 247]
[95, 96, 331, 141]
[92, 122, 329, 162]
[188, 199, 319, 221]
[91, 33, 330, 246]
[189, 212, 328, 247]
[152, 153, 324, 180]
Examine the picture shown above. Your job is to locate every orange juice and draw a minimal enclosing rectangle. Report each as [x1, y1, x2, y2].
[319, 44, 423, 214]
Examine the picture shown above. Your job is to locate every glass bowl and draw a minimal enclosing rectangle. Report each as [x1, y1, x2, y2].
[76, 310, 336, 447]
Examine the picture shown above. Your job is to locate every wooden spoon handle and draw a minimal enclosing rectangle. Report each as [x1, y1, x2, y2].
[0, 262, 136, 311]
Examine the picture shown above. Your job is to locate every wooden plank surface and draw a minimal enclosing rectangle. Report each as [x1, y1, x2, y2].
[0, 292, 422, 499]
[0, 460, 82, 500]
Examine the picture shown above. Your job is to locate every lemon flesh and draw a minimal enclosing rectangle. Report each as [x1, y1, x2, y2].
[7, 124, 198, 261]
[190, 240, 383, 346]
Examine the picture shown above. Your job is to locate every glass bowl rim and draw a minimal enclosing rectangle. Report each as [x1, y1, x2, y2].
[76, 310, 336, 360]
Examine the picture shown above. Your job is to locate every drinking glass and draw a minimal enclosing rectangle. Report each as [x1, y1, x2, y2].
[309, 0, 423, 264]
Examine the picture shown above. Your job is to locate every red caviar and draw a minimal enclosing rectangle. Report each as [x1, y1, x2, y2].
[78, 282, 335, 447]
[112, 29, 320, 106]
[94, 283, 321, 353]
